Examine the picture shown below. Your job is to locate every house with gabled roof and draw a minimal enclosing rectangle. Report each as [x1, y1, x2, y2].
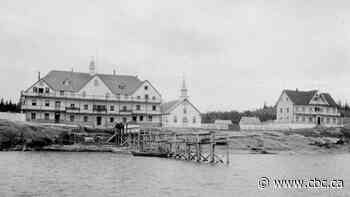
[275, 89, 342, 127]
[20, 60, 162, 128]
[160, 80, 201, 128]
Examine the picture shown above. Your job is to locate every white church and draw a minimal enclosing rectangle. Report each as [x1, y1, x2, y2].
[161, 80, 202, 128]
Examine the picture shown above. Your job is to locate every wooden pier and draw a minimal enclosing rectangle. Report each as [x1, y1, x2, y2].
[121, 129, 230, 165]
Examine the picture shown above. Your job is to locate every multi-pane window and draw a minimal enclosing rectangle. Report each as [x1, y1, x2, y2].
[83, 116, 88, 122]
[33, 87, 38, 93]
[280, 108, 283, 113]
[45, 100, 50, 107]
[110, 105, 115, 111]
[32, 100, 37, 106]
[70, 115, 75, 122]
[84, 104, 88, 110]
[286, 108, 289, 113]
[139, 116, 144, 122]
[45, 87, 50, 93]
[60, 90, 64, 96]
[136, 105, 141, 110]
[152, 105, 156, 111]
[110, 117, 114, 123]
[31, 112, 36, 120]
[148, 115, 152, 121]
[44, 113, 50, 120]
[55, 101, 61, 108]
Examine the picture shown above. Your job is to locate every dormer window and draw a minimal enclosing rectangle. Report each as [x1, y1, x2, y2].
[118, 84, 126, 89]
[63, 79, 71, 86]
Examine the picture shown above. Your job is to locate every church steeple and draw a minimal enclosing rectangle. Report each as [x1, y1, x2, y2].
[180, 78, 188, 99]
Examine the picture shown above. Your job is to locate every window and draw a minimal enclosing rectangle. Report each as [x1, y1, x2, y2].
[309, 117, 313, 123]
[152, 105, 156, 111]
[94, 79, 99, 86]
[110, 105, 115, 111]
[152, 96, 156, 100]
[148, 115, 152, 121]
[45, 87, 50, 93]
[333, 118, 337, 124]
[280, 108, 283, 113]
[33, 87, 38, 93]
[122, 106, 127, 111]
[286, 108, 289, 113]
[139, 116, 144, 122]
[44, 113, 50, 120]
[70, 115, 75, 122]
[309, 107, 312, 112]
[84, 104, 88, 110]
[193, 117, 196, 123]
[60, 90, 64, 96]
[137, 96, 141, 99]
[184, 108, 187, 114]
[136, 105, 141, 110]
[183, 117, 188, 123]
[32, 100, 37, 106]
[326, 117, 330, 124]
[145, 94, 149, 100]
[70, 103, 75, 108]
[302, 107, 305, 112]
[286, 97, 289, 101]
[45, 100, 50, 107]
[174, 116, 177, 123]
[321, 117, 324, 123]
[38, 88, 44, 94]
[110, 117, 114, 123]
[83, 116, 88, 122]
[144, 86, 148, 90]
[296, 116, 299, 122]
[122, 117, 127, 123]
[302, 116, 305, 122]
[82, 91, 86, 97]
[55, 101, 61, 108]
[31, 113, 36, 120]
[132, 116, 137, 122]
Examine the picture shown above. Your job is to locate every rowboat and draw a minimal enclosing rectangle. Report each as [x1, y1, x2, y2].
[131, 151, 169, 158]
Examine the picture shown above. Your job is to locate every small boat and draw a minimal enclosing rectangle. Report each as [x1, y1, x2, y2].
[131, 151, 169, 158]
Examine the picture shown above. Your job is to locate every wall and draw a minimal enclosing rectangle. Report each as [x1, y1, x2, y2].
[0, 112, 25, 122]
[276, 91, 294, 123]
[162, 100, 201, 128]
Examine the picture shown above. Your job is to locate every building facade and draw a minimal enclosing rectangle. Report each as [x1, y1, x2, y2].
[20, 61, 162, 128]
[161, 80, 201, 128]
[275, 89, 342, 127]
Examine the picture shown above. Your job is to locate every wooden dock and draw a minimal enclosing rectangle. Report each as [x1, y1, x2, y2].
[122, 129, 230, 165]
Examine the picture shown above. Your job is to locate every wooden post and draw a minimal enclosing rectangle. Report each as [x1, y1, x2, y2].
[226, 136, 230, 165]
[210, 132, 215, 163]
[196, 134, 200, 162]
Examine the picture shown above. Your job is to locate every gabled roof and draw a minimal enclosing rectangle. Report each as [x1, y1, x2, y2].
[98, 74, 141, 95]
[160, 98, 201, 114]
[283, 89, 338, 107]
[40, 70, 143, 95]
[161, 100, 181, 113]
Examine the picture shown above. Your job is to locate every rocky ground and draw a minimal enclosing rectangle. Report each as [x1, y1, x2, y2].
[1, 118, 350, 154]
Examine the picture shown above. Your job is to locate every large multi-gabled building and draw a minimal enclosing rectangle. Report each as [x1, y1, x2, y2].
[20, 61, 162, 128]
[275, 89, 342, 127]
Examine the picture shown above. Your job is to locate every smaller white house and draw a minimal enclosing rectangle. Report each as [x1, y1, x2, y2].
[161, 80, 201, 128]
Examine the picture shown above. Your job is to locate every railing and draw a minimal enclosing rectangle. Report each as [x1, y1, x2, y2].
[294, 111, 341, 116]
[21, 91, 161, 103]
[65, 107, 80, 111]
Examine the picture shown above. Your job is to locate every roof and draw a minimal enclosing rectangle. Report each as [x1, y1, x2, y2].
[239, 116, 261, 125]
[161, 100, 181, 113]
[41, 70, 142, 95]
[160, 98, 201, 114]
[283, 89, 338, 107]
[214, 120, 233, 124]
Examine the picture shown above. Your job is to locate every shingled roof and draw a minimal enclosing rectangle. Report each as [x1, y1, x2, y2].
[283, 89, 338, 107]
[41, 70, 142, 95]
[160, 100, 181, 113]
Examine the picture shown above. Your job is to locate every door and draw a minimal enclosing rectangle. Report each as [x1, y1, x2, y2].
[54, 113, 60, 123]
[317, 117, 321, 125]
[96, 116, 102, 126]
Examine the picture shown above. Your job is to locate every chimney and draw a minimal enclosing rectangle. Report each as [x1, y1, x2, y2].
[38, 72, 41, 81]
[89, 59, 96, 75]
[113, 69, 116, 75]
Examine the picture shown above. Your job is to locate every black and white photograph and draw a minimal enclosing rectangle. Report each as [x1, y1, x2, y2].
[0, 0, 349, 196]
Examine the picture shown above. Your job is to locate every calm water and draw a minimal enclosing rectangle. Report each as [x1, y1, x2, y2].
[0, 152, 349, 197]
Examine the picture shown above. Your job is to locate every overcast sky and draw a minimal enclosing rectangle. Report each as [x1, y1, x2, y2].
[1, 0, 350, 112]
